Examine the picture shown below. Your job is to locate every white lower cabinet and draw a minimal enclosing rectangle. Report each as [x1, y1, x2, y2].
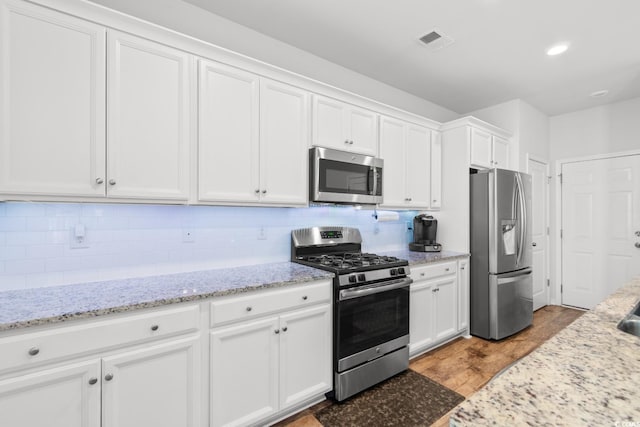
[457, 258, 470, 333]
[0, 359, 101, 427]
[409, 260, 465, 357]
[102, 336, 201, 427]
[210, 299, 331, 427]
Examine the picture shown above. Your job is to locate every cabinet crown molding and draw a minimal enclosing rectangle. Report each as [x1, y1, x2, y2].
[440, 116, 512, 138]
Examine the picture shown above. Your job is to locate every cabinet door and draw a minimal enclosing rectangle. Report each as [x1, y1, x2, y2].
[312, 95, 348, 151]
[430, 131, 442, 209]
[0, 359, 100, 427]
[409, 280, 435, 355]
[434, 276, 458, 341]
[0, 1, 106, 197]
[107, 30, 191, 200]
[457, 258, 470, 332]
[348, 105, 378, 156]
[469, 127, 492, 169]
[210, 317, 279, 427]
[492, 135, 510, 169]
[102, 336, 201, 427]
[405, 124, 431, 208]
[259, 79, 309, 206]
[199, 60, 260, 203]
[279, 304, 332, 410]
[379, 116, 406, 208]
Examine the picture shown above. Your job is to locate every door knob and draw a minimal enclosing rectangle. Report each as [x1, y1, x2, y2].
[635, 242, 640, 249]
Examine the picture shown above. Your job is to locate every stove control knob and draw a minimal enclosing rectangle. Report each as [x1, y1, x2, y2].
[348, 275, 357, 283]
[357, 274, 366, 282]
[390, 269, 397, 276]
[397, 267, 405, 275]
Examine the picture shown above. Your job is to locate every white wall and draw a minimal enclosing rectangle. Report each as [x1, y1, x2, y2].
[88, 0, 458, 122]
[550, 97, 640, 160]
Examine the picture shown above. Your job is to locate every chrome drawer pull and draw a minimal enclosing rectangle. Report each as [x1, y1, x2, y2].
[150, 325, 159, 331]
[104, 373, 114, 381]
[302, 295, 308, 300]
[28, 347, 39, 356]
[88, 378, 98, 385]
[246, 306, 252, 312]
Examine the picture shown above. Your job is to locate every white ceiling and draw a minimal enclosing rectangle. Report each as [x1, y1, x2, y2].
[183, 0, 640, 116]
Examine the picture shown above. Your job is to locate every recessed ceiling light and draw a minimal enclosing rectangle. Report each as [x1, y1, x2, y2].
[590, 90, 609, 98]
[546, 43, 569, 56]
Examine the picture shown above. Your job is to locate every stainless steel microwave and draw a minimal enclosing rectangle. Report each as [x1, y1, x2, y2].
[309, 147, 383, 205]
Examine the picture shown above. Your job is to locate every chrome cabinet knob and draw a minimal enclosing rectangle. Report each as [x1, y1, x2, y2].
[344, 140, 350, 144]
[262, 190, 267, 194]
[420, 273, 425, 277]
[635, 231, 640, 237]
[246, 306, 252, 312]
[108, 179, 116, 186]
[104, 373, 114, 381]
[635, 242, 640, 249]
[445, 268, 450, 272]
[274, 329, 280, 334]
[88, 378, 98, 385]
[282, 326, 288, 332]
[532, 242, 537, 247]
[302, 295, 308, 300]
[150, 325, 159, 331]
[255, 189, 260, 194]
[433, 199, 437, 203]
[95, 178, 104, 184]
[28, 347, 39, 356]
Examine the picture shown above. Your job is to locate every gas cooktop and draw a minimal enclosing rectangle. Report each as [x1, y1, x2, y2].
[294, 252, 407, 274]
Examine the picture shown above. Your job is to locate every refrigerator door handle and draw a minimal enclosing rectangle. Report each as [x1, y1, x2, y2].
[497, 268, 532, 285]
[515, 173, 526, 266]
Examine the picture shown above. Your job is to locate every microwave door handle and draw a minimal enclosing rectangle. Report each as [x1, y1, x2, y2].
[370, 166, 377, 196]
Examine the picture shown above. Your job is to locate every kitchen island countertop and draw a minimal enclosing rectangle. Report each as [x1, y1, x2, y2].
[450, 276, 640, 426]
[0, 262, 334, 332]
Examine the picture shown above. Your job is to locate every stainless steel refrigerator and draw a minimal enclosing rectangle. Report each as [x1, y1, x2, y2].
[470, 168, 533, 340]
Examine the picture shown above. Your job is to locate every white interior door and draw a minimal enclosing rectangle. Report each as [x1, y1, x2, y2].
[528, 158, 549, 310]
[562, 154, 640, 309]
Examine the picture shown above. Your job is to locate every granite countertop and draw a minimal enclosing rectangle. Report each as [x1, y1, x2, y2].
[380, 249, 469, 265]
[450, 277, 640, 426]
[0, 262, 334, 332]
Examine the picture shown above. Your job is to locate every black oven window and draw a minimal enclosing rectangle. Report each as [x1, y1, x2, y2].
[338, 288, 409, 360]
[319, 159, 371, 195]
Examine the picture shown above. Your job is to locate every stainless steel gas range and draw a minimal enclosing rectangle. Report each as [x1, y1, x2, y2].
[291, 226, 411, 401]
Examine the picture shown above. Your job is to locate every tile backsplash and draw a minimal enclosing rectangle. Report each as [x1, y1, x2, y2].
[0, 202, 418, 291]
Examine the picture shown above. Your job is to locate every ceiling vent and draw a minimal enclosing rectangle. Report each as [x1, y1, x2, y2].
[419, 30, 454, 51]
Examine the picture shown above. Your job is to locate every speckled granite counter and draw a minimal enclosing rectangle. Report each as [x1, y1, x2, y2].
[450, 277, 640, 426]
[0, 262, 334, 332]
[380, 249, 468, 266]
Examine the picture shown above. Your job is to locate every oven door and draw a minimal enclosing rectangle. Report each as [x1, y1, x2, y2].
[336, 277, 411, 372]
[310, 147, 383, 204]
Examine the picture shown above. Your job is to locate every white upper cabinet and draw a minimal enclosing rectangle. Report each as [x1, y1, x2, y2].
[405, 124, 432, 208]
[380, 116, 438, 210]
[198, 60, 260, 203]
[259, 79, 309, 205]
[107, 30, 191, 201]
[430, 131, 442, 209]
[199, 60, 308, 206]
[469, 126, 511, 170]
[312, 95, 377, 156]
[0, 0, 106, 197]
[492, 135, 510, 169]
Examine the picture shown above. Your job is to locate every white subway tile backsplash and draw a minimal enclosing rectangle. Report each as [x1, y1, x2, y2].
[0, 217, 27, 232]
[0, 202, 413, 290]
[5, 259, 45, 275]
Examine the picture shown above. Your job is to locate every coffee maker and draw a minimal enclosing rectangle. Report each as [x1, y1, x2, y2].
[409, 214, 442, 252]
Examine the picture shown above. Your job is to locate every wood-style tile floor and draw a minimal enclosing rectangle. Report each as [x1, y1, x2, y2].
[276, 305, 584, 427]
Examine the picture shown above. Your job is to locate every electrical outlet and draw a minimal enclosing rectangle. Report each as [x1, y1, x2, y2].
[257, 227, 267, 240]
[182, 229, 196, 243]
[70, 224, 89, 249]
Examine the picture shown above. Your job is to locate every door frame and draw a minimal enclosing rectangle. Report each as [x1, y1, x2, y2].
[526, 154, 550, 309]
[554, 149, 640, 307]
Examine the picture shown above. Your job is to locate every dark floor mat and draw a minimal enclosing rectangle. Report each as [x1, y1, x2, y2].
[315, 370, 464, 427]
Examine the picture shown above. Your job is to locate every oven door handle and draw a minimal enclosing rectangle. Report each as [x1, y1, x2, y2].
[339, 277, 413, 301]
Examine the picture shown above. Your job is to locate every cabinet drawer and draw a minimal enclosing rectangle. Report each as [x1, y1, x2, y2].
[210, 280, 332, 327]
[0, 304, 199, 373]
[410, 261, 457, 281]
